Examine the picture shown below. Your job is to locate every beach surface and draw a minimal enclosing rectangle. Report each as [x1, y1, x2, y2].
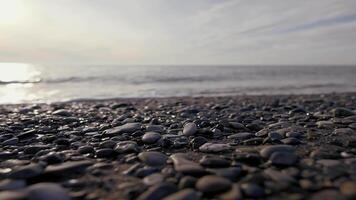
[0, 92, 356, 200]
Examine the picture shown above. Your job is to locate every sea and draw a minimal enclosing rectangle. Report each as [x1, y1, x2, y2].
[0, 64, 355, 104]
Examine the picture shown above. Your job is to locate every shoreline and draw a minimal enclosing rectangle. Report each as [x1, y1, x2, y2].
[2, 91, 356, 106]
[0, 92, 355, 199]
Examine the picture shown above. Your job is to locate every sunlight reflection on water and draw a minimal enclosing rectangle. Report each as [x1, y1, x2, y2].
[0, 63, 41, 103]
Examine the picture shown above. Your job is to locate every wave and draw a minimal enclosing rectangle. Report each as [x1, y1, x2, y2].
[0, 79, 41, 85]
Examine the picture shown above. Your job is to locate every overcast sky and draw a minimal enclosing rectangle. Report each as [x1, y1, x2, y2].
[0, 0, 356, 65]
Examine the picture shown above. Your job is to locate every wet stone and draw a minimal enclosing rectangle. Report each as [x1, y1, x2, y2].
[27, 182, 71, 200]
[143, 173, 165, 186]
[196, 175, 232, 194]
[260, 145, 295, 159]
[142, 132, 162, 144]
[52, 109, 72, 117]
[138, 151, 168, 166]
[240, 183, 265, 198]
[96, 148, 116, 158]
[227, 132, 254, 140]
[8, 163, 44, 179]
[199, 143, 231, 153]
[78, 145, 95, 154]
[179, 176, 197, 189]
[199, 156, 231, 168]
[104, 123, 142, 135]
[286, 132, 302, 138]
[137, 182, 177, 200]
[0, 179, 26, 190]
[2, 137, 18, 146]
[219, 184, 243, 200]
[44, 161, 93, 176]
[115, 141, 139, 153]
[331, 107, 355, 117]
[146, 125, 165, 133]
[311, 189, 342, 200]
[162, 188, 199, 200]
[270, 151, 298, 166]
[340, 181, 356, 198]
[281, 137, 301, 145]
[171, 153, 206, 176]
[183, 123, 197, 136]
[190, 136, 208, 149]
[99, 140, 117, 149]
[268, 132, 283, 140]
[207, 167, 241, 181]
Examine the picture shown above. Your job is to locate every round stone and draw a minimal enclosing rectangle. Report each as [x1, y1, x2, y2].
[162, 188, 199, 200]
[138, 151, 168, 166]
[241, 183, 265, 198]
[8, 164, 44, 179]
[270, 152, 298, 166]
[199, 156, 231, 168]
[196, 175, 232, 194]
[27, 183, 70, 200]
[95, 148, 116, 158]
[227, 132, 254, 140]
[78, 146, 94, 154]
[143, 173, 164, 186]
[268, 132, 283, 140]
[260, 145, 295, 159]
[138, 183, 177, 200]
[183, 123, 197, 136]
[190, 136, 208, 149]
[142, 132, 162, 144]
[199, 143, 231, 153]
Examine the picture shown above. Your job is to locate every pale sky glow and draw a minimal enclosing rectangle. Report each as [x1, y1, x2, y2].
[0, 0, 356, 65]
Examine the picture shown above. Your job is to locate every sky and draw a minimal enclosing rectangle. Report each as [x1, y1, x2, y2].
[0, 0, 356, 65]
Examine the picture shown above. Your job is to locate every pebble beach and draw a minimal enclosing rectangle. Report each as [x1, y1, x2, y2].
[0, 92, 356, 200]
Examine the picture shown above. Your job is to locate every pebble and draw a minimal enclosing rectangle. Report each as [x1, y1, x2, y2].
[52, 109, 72, 117]
[142, 132, 162, 144]
[170, 153, 206, 176]
[146, 125, 165, 133]
[311, 189, 343, 200]
[27, 182, 71, 200]
[143, 173, 165, 186]
[227, 132, 254, 140]
[183, 123, 197, 136]
[78, 145, 95, 154]
[179, 176, 197, 189]
[260, 145, 295, 159]
[199, 156, 231, 168]
[44, 161, 93, 176]
[190, 136, 208, 149]
[207, 167, 241, 181]
[196, 175, 232, 194]
[270, 152, 298, 166]
[104, 123, 142, 135]
[340, 181, 356, 198]
[162, 188, 199, 200]
[138, 182, 177, 200]
[115, 141, 140, 153]
[331, 107, 355, 117]
[8, 163, 44, 179]
[281, 137, 301, 145]
[199, 143, 231, 153]
[268, 132, 283, 140]
[240, 183, 265, 198]
[138, 151, 168, 166]
[96, 148, 116, 158]
[0, 179, 26, 190]
[2, 138, 18, 146]
[219, 184, 243, 200]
